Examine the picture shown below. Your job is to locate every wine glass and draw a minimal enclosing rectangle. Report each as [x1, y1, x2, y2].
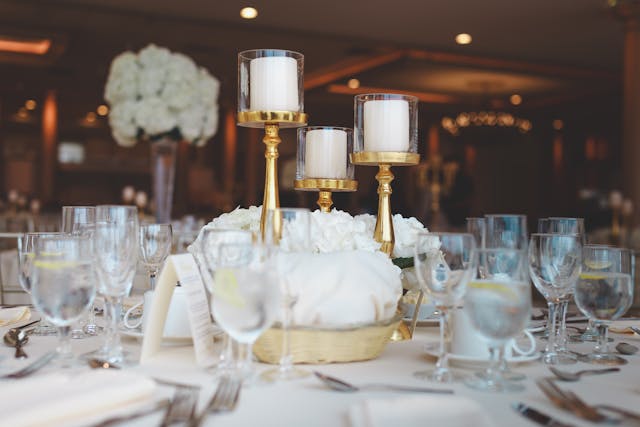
[261, 207, 311, 382]
[31, 234, 96, 367]
[529, 233, 582, 364]
[464, 248, 531, 392]
[139, 223, 173, 290]
[413, 232, 476, 383]
[198, 228, 254, 373]
[93, 205, 139, 364]
[211, 242, 281, 382]
[575, 246, 633, 365]
[61, 206, 102, 338]
[466, 217, 485, 250]
[485, 214, 528, 250]
[17, 232, 63, 336]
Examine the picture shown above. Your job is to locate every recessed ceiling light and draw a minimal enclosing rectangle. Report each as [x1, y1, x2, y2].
[552, 119, 564, 131]
[510, 94, 522, 106]
[347, 78, 360, 89]
[97, 104, 109, 116]
[240, 7, 258, 19]
[25, 99, 37, 110]
[455, 33, 472, 45]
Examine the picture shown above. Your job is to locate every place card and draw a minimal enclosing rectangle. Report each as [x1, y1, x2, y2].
[140, 253, 218, 367]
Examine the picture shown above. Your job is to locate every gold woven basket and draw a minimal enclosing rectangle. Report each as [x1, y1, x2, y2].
[253, 312, 403, 364]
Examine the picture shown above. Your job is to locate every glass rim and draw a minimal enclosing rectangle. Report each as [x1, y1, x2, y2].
[484, 213, 527, 219]
[583, 245, 632, 253]
[546, 216, 584, 221]
[298, 126, 352, 133]
[415, 231, 475, 238]
[530, 232, 581, 237]
[354, 93, 418, 103]
[238, 48, 303, 59]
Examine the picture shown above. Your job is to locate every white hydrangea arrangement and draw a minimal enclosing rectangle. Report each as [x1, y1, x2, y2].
[104, 44, 220, 147]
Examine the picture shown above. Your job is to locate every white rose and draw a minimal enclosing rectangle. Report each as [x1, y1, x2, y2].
[392, 214, 427, 258]
[134, 97, 176, 136]
[161, 79, 195, 110]
[108, 100, 138, 138]
[138, 44, 171, 68]
[177, 104, 204, 142]
[138, 67, 167, 98]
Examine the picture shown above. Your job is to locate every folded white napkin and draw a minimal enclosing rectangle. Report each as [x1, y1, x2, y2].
[349, 395, 493, 427]
[0, 306, 30, 327]
[0, 370, 156, 427]
[280, 250, 402, 327]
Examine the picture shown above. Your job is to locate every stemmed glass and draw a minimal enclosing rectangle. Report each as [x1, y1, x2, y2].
[61, 206, 102, 338]
[413, 232, 476, 383]
[466, 217, 485, 250]
[464, 248, 531, 392]
[575, 246, 633, 365]
[17, 232, 63, 336]
[529, 233, 582, 364]
[139, 223, 173, 290]
[261, 207, 311, 382]
[198, 228, 254, 373]
[93, 205, 139, 364]
[211, 241, 281, 382]
[31, 234, 96, 367]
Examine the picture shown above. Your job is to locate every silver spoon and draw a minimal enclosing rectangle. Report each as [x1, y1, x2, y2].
[616, 342, 638, 355]
[313, 371, 453, 394]
[549, 366, 620, 382]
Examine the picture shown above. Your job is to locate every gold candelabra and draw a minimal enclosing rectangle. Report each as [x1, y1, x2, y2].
[351, 152, 420, 256]
[237, 111, 307, 235]
[294, 178, 358, 212]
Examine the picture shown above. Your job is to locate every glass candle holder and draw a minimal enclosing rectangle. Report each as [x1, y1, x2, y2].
[238, 49, 304, 115]
[354, 93, 418, 153]
[296, 127, 354, 180]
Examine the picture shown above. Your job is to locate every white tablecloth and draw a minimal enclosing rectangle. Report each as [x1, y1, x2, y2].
[1, 317, 639, 427]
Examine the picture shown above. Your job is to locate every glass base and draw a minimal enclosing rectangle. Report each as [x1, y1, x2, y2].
[71, 325, 104, 339]
[477, 368, 526, 381]
[261, 366, 310, 382]
[80, 347, 135, 367]
[581, 353, 628, 366]
[542, 351, 577, 365]
[465, 374, 525, 392]
[413, 368, 459, 383]
[30, 324, 58, 337]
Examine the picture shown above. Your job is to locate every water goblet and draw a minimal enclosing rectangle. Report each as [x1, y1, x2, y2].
[464, 248, 531, 392]
[17, 232, 63, 336]
[139, 223, 173, 290]
[466, 217, 485, 250]
[413, 232, 476, 383]
[198, 228, 254, 373]
[575, 246, 633, 365]
[61, 205, 102, 338]
[31, 234, 96, 367]
[529, 233, 582, 364]
[211, 242, 281, 383]
[93, 205, 139, 364]
[261, 207, 311, 382]
[485, 214, 528, 250]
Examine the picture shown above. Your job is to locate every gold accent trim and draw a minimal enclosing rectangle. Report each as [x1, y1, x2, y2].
[294, 179, 358, 192]
[260, 123, 281, 237]
[374, 164, 395, 256]
[317, 191, 333, 213]
[351, 151, 420, 166]
[237, 110, 308, 128]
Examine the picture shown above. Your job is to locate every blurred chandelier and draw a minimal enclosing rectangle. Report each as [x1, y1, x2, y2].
[441, 111, 532, 136]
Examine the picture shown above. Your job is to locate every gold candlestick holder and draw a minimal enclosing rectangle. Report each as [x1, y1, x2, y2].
[351, 151, 420, 256]
[237, 111, 308, 234]
[294, 178, 358, 212]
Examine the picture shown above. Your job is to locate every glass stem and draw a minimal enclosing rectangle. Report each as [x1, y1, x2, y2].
[557, 299, 569, 351]
[594, 322, 609, 354]
[149, 272, 157, 291]
[545, 301, 559, 354]
[57, 325, 72, 360]
[103, 295, 124, 362]
[485, 345, 502, 385]
[436, 307, 451, 372]
[278, 295, 294, 373]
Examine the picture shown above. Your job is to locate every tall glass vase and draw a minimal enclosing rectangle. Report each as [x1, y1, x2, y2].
[150, 138, 177, 224]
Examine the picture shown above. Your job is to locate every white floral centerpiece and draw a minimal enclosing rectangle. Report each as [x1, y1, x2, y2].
[189, 206, 436, 327]
[104, 44, 220, 147]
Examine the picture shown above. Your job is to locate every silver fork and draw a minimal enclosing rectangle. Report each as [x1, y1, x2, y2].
[188, 376, 242, 427]
[0, 351, 56, 379]
[160, 385, 200, 426]
[536, 378, 619, 424]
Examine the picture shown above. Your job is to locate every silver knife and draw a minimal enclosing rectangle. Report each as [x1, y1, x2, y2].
[512, 402, 576, 427]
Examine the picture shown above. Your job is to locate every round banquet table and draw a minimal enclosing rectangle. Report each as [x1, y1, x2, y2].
[1, 314, 640, 427]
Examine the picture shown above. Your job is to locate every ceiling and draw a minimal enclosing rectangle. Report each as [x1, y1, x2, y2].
[0, 0, 626, 119]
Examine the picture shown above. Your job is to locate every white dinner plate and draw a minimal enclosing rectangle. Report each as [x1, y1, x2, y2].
[423, 342, 540, 368]
[119, 326, 193, 346]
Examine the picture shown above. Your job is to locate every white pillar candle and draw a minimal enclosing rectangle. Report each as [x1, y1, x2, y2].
[249, 56, 299, 111]
[305, 129, 348, 179]
[363, 99, 410, 152]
